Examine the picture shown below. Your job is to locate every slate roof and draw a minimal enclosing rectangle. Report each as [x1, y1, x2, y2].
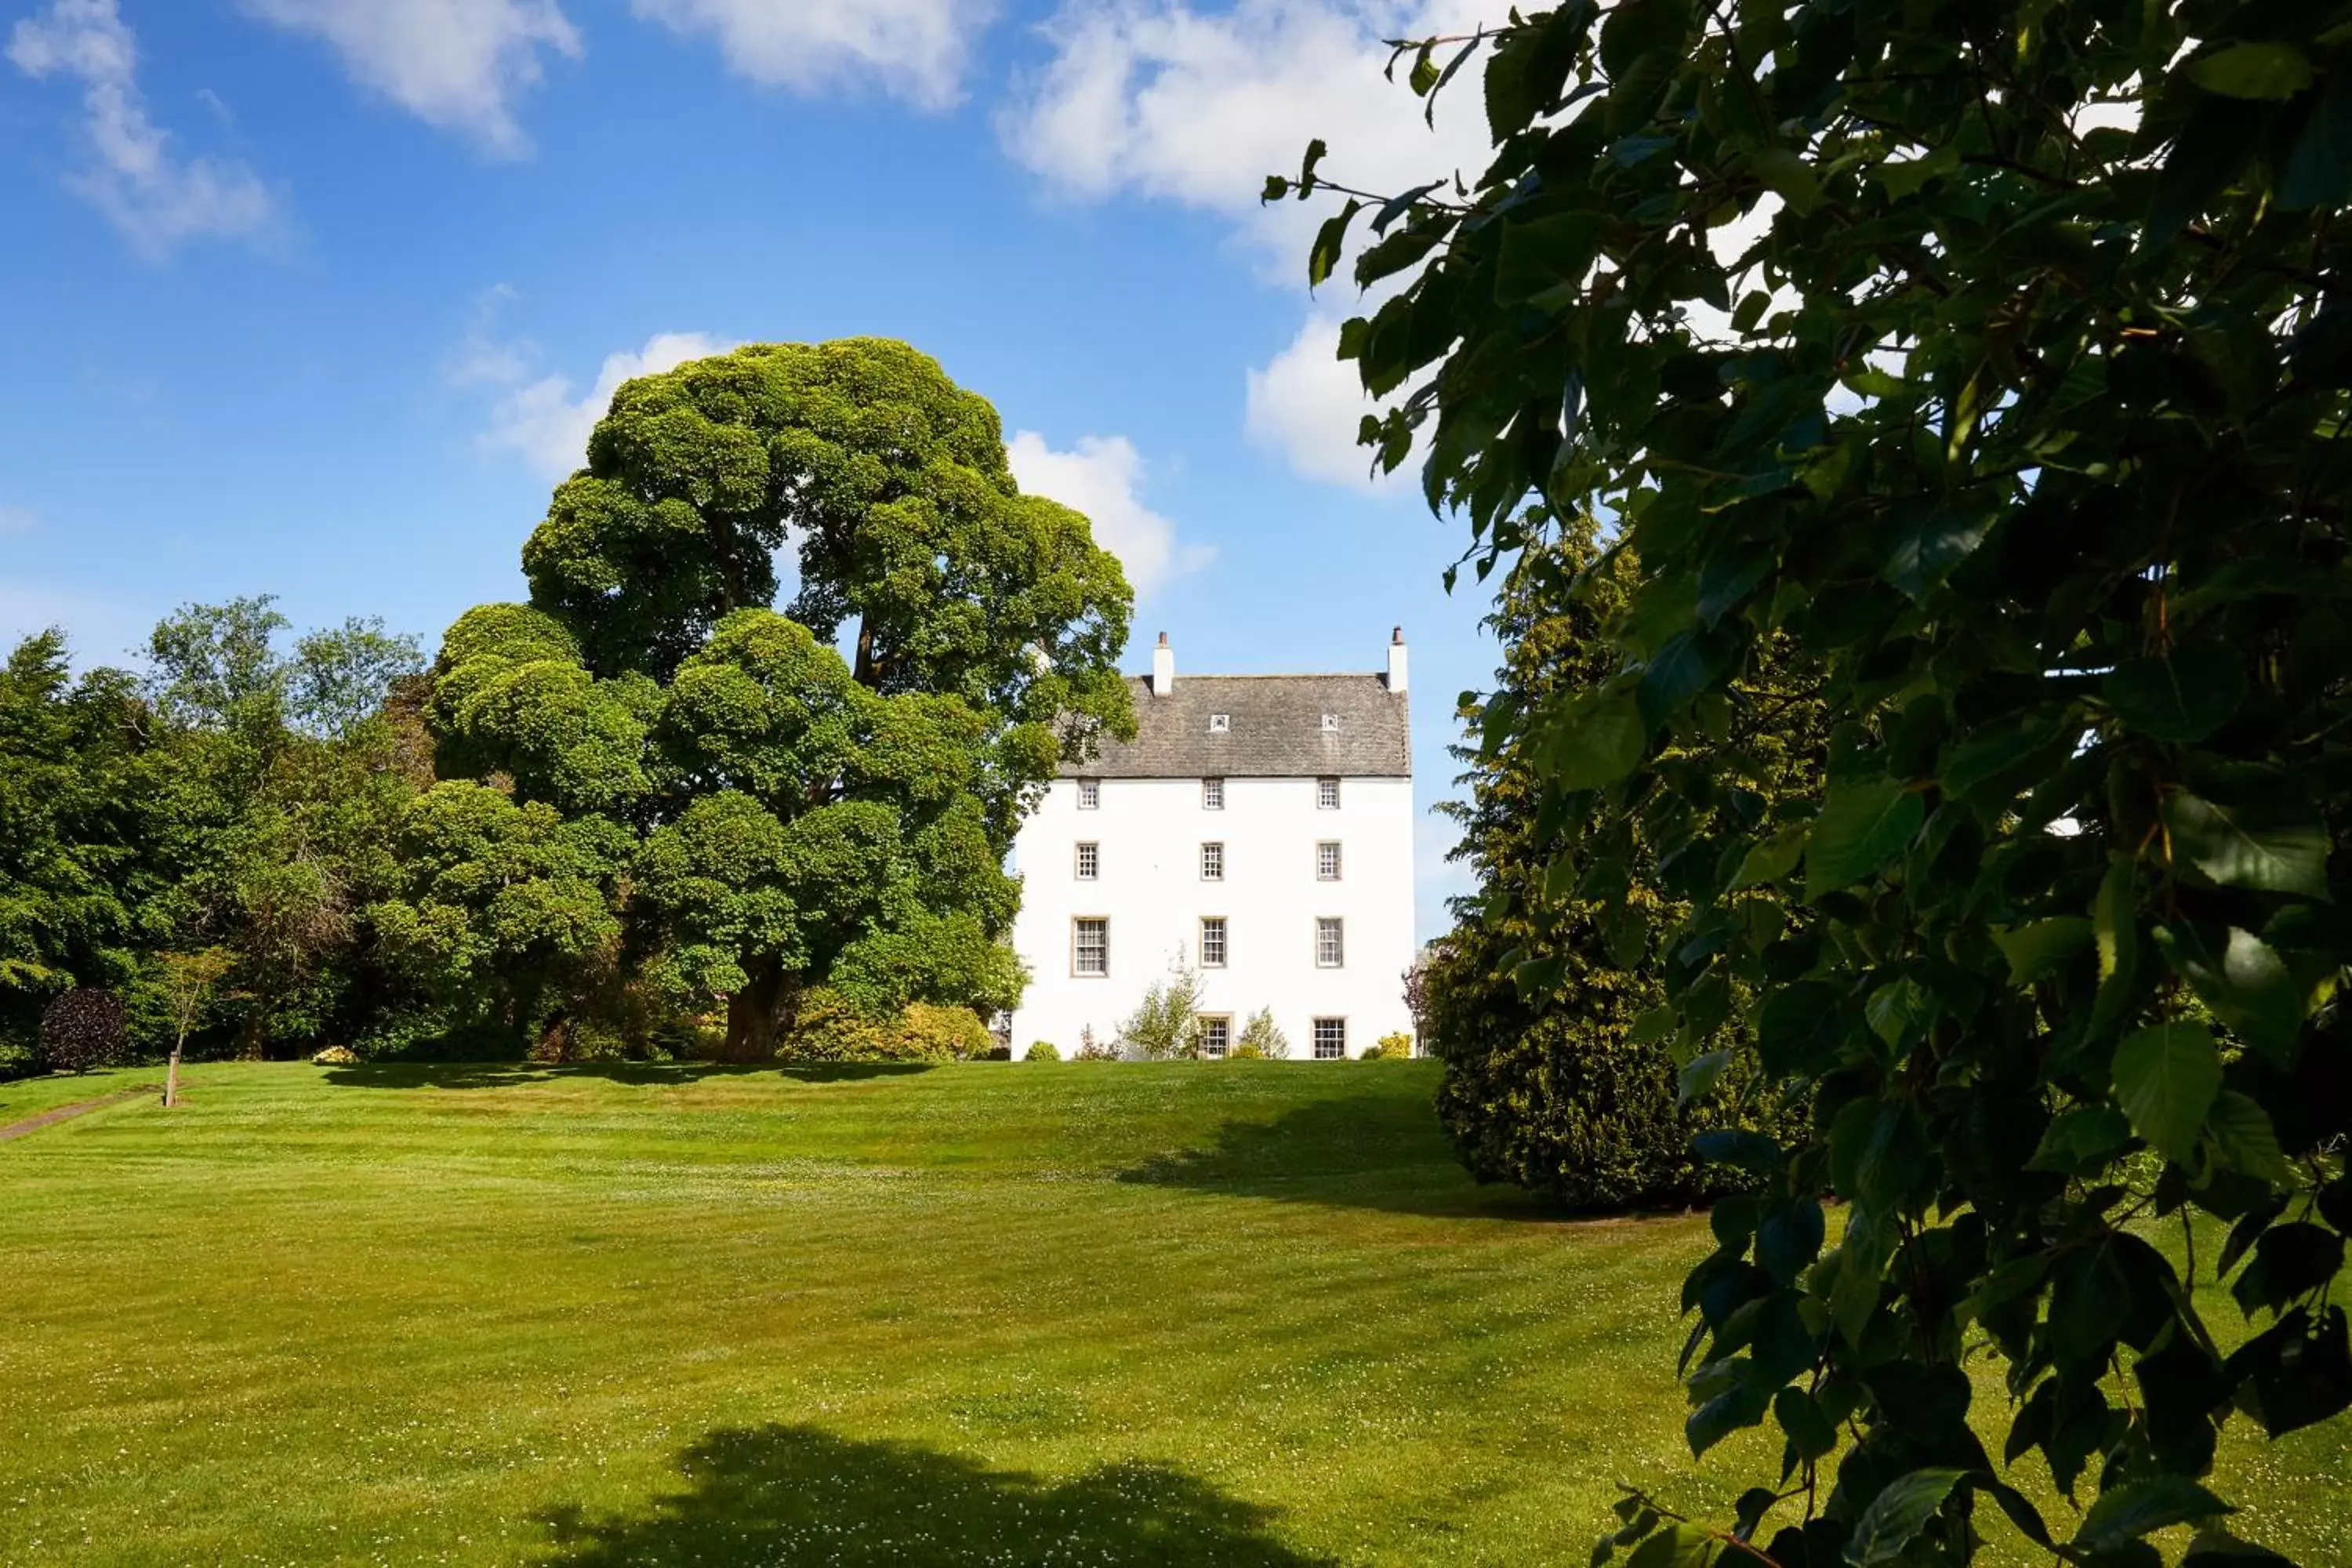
[1064, 673, 1411, 779]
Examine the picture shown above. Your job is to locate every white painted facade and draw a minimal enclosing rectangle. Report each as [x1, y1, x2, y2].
[1007, 638, 1416, 1060]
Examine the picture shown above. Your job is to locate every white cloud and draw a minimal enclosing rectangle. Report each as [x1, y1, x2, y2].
[1007, 430, 1208, 598]
[1243, 309, 1408, 494]
[632, 0, 996, 109]
[1002, 2, 1487, 490]
[238, 0, 580, 157]
[481, 332, 737, 481]
[1002, 0, 1491, 269]
[9, 0, 280, 260]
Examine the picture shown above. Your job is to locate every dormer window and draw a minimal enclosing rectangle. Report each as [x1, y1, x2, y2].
[1208, 713, 1231, 734]
[1321, 713, 1339, 732]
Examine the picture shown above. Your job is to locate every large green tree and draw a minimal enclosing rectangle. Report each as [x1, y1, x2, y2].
[0, 632, 147, 1061]
[1426, 517, 1822, 1209]
[1287, 4, 2352, 1563]
[430, 339, 1134, 1058]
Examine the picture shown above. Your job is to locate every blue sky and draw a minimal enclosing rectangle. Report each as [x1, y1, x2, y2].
[0, 0, 1499, 938]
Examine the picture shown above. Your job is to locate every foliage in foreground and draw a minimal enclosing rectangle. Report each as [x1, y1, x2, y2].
[1289, 3, 2352, 1563]
[1425, 518, 1820, 1210]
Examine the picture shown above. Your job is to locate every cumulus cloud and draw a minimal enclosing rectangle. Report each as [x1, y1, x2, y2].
[1007, 430, 1208, 598]
[481, 332, 738, 481]
[238, 0, 580, 157]
[8, 0, 280, 260]
[1002, 2, 1487, 488]
[632, 0, 997, 109]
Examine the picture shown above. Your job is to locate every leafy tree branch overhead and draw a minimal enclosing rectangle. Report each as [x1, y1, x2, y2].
[1283, 2, 2352, 1564]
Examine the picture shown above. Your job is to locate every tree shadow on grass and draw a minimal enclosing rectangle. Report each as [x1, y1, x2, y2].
[321, 1061, 789, 1091]
[537, 1424, 1331, 1566]
[1116, 1097, 1583, 1222]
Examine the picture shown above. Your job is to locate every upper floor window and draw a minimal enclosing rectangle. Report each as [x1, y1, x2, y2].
[1200, 841, 1225, 881]
[1316, 841, 1342, 881]
[1077, 778, 1101, 810]
[1202, 777, 1225, 809]
[1209, 713, 1231, 734]
[1200, 916, 1228, 967]
[1316, 916, 1345, 967]
[1073, 917, 1109, 976]
[1312, 1017, 1347, 1059]
[1320, 713, 1339, 732]
[1074, 842, 1099, 880]
[1316, 776, 1341, 810]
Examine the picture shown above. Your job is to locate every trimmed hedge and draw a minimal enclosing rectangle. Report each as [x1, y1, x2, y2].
[775, 989, 993, 1063]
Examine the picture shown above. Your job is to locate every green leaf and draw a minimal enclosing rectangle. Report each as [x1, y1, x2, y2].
[1846, 1468, 1967, 1565]
[1308, 198, 1362, 289]
[1882, 505, 1995, 601]
[1992, 917, 2094, 985]
[1731, 821, 1808, 888]
[2111, 1022, 2223, 1164]
[1677, 1048, 1733, 1106]
[1773, 1385, 1838, 1461]
[1629, 1002, 1677, 1045]
[2208, 1090, 2290, 1186]
[2027, 1105, 2133, 1174]
[1864, 976, 1931, 1046]
[2232, 1222, 2347, 1315]
[2074, 1475, 2233, 1552]
[2091, 852, 2143, 1037]
[2189, 42, 2314, 101]
[1547, 688, 1650, 790]
[1497, 212, 1606, 303]
[1749, 147, 1822, 216]
[2281, 71, 2352, 208]
[2153, 924, 2307, 1064]
[2103, 645, 2246, 742]
[1806, 778, 1923, 896]
[2161, 789, 2332, 900]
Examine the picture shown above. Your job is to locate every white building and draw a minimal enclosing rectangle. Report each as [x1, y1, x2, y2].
[1009, 630, 1416, 1060]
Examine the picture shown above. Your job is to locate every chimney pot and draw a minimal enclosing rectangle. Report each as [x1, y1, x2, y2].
[1392, 626, 1403, 644]
[1158, 631, 1168, 646]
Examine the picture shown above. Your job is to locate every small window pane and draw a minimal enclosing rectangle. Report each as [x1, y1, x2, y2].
[1200, 1017, 1231, 1058]
[1077, 779, 1101, 810]
[1312, 1018, 1346, 1059]
[1200, 917, 1227, 967]
[1316, 916, 1344, 967]
[1316, 841, 1341, 880]
[1075, 842, 1099, 880]
[1073, 917, 1108, 976]
[1202, 777, 1225, 809]
[1200, 841, 1225, 880]
[1317, 776, 1340, 809]
[1209, 713, 1231, 733]
[1321, 713, 1339, 732]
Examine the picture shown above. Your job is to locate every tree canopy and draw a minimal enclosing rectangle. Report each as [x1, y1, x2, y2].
[428, 338, 1134, 1058]
[1290, 3, 2352, 1563]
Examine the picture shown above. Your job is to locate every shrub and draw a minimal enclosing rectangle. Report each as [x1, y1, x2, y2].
[1363, 1031, 1413, 1061]
[310, 1044, 358, 1065]
[38, 989, 127, 1074]
[981, 1044, 1012, 1061]
[777, 989, 993, 1063]
[1228, 1040, 1264, 1061]
[1116, 960, 1204, 1059]
[1026, 1041, 1060, 1062]
[1236, 1008, 1287, 1060]
[1073, 1025, 1118, 1061]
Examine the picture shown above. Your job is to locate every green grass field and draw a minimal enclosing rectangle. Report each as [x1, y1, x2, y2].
[0, 1061, 2343, 1566]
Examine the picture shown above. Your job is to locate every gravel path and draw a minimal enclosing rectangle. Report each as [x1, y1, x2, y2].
[0, 1084, 157, 1143]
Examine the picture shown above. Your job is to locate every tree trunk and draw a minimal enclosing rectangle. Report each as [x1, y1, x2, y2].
[165, 1042, 182, 1109]
[720, 963, 800, 1062]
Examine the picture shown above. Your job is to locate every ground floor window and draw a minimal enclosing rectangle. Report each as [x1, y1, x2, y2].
[1200, 1015, 1231, 1058]
[1073, 917, 1108, 976]
[1312, 1018, 1346, 1059]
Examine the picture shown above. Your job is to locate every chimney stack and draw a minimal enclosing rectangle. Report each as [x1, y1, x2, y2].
[1152, 631, 1175, 696]
[1385, 626, 1408, 695]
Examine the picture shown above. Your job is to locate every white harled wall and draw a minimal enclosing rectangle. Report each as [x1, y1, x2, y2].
[1008, 773, 1416, 1058]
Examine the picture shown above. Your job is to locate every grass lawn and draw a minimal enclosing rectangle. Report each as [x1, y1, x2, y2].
[0, 1061, 2344, 1566]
